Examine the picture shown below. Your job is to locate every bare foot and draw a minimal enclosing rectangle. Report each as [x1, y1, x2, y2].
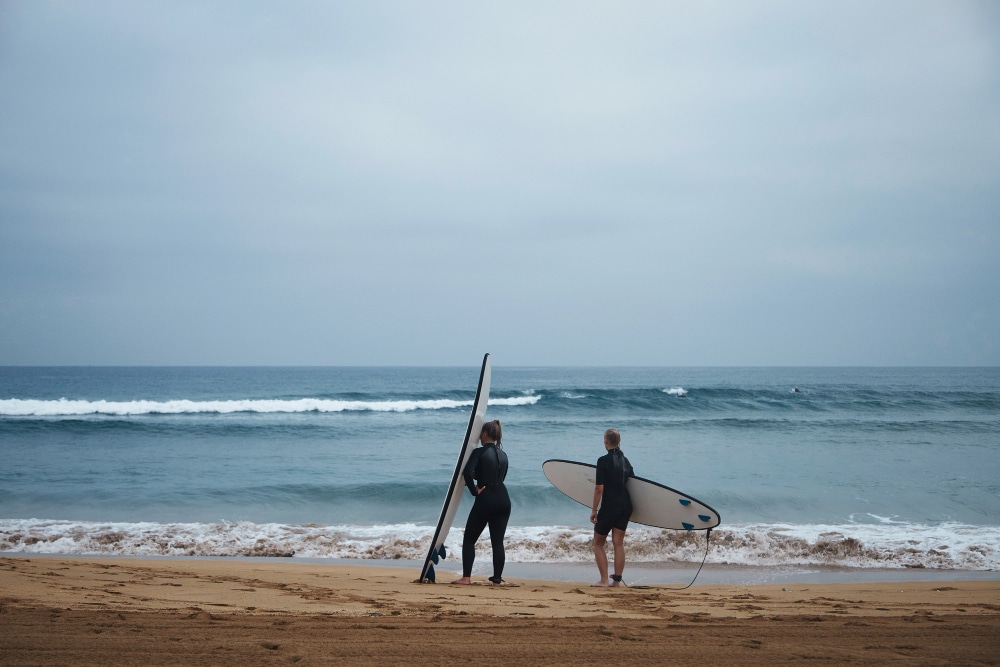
[610, 580, 622, 587]
[451, 577, 472, 585]
[591, 580, 611, 587]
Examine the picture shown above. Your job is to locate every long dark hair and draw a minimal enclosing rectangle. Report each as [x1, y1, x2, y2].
[481, 419, 502, 449]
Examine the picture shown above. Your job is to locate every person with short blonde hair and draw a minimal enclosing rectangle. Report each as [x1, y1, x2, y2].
[590, 428, 633, 587]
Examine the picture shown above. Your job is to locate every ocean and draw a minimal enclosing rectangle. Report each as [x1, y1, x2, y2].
[1, 365, 998, 579]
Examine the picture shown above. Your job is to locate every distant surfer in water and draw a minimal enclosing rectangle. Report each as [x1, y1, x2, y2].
[590, 428, 633, 587]
[452, 419, 512, 586]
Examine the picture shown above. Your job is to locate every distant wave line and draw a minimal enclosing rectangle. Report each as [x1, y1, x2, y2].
[0, 395, 541, 417]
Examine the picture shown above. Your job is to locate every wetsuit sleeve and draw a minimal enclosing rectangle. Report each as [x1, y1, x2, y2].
[463, 449, 481, 496]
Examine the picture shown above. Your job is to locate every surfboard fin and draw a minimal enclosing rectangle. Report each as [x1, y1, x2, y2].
[431, 544, 447, 564]
[425, 564, 436, 583]
[679, 499, 691, 506]
[699, 515, 711, 523]
[682, 522, 694, 530]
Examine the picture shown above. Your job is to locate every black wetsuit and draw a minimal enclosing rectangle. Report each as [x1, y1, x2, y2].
[460, 443, 511, 580]
[594, 448, 633, 536]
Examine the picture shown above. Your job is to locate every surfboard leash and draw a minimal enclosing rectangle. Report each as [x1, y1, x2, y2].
[622, 528, 712, 591]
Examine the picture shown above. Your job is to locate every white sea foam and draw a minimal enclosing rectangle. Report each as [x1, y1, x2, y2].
[663, 387, 687, 397]
[0, 395, 540, 417]
[2, 519, 996, 570]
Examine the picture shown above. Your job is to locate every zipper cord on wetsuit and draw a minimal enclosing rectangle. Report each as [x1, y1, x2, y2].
[480, 442, 504, 488]
[609, 448, 628, 491]
[621, 528, 713, 591]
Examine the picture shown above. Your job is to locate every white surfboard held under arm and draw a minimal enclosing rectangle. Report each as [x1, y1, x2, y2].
[542, 459, 721, 531]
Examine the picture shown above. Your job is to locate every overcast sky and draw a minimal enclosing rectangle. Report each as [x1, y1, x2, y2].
[1, 1, 997, 366]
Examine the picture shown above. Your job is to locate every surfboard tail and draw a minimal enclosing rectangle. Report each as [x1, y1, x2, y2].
[419, 544, 448, 583]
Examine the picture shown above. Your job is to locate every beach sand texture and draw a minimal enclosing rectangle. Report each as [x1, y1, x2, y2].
[2, 557, 998, 664]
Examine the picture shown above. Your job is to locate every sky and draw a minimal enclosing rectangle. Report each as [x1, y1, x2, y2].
[1, 1, 998, 366]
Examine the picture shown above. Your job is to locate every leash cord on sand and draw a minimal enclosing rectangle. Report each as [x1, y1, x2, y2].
[623, 528, 712, 591]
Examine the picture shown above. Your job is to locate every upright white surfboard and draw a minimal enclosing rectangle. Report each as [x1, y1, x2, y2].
[542, 459, 721, 531]
[419, 353, 492, 582]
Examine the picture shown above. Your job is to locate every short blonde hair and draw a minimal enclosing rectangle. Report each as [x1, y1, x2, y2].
[604, 428, 620, 447]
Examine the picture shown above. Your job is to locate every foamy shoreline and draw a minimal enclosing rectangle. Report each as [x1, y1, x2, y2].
[5, 519, 997, 570]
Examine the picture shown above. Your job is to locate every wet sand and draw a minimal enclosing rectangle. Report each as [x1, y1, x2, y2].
[2, 556, 998, 664]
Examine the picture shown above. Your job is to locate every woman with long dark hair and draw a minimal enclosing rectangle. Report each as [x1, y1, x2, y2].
[452, 419, 511, 585]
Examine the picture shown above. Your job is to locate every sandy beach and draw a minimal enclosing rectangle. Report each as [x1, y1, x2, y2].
[2, 556, 998, 665]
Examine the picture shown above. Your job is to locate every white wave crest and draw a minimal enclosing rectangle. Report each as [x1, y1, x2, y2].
[0, 394, 541, 416]
[0, 396, 517, 417]
[491, 395, 541, 407]
[663, 387, 687, 397]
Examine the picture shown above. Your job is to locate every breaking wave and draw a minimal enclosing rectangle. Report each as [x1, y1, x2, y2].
[0, 395, 540, 417]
